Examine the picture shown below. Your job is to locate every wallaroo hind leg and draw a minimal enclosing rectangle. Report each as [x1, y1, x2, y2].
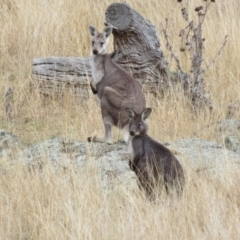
[88, 86, 123, 144]
[164, 173, 184, 197]
[116, 124, 130, 144]
[137, 171, 155, 200]
[103, 86, 128, 144]
[104, 121, 113, 144]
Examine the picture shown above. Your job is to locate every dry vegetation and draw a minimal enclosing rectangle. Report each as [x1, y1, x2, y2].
[0, 0, 240, 239]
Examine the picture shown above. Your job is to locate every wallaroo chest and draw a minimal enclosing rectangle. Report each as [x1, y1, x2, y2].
[88, 25, 112, 93]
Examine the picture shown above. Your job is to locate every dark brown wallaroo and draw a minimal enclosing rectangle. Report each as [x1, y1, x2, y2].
[87, 25, 146, 144]
[125, 108, 185, 199]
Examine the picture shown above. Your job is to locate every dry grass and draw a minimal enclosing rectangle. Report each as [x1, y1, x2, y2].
[1, 162, 240, 239]
[1, 0, 240, 239]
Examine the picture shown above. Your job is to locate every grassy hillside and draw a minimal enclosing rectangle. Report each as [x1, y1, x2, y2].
[0, 0, 240, 238]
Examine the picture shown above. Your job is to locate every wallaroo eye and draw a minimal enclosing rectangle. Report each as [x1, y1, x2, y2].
[100, 42, 104, 46]
[137, 123, 142, 128]
[92, 41, 94, 46]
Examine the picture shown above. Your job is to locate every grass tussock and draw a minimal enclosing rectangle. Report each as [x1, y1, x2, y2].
[1, 0, 240, 238]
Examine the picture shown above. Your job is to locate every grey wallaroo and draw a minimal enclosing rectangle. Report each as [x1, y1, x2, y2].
[125, 108, 185, 198]
[87, 25, 146, 144]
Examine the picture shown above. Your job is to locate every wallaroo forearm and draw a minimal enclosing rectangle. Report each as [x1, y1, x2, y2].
[90, 84, 97, 94]
[132, 154, 141, 171]
[129, 161, 135, 171]
[129, 157, 139, 172]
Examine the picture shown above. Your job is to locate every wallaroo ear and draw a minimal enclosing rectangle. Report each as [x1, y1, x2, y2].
[88, 25, 97, 36]
[104, 26, 113, 38]
[141, 108, 152, 120]
[125, 108, 136, 118]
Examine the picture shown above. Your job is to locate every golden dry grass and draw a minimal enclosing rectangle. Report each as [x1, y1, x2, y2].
[1, 0, 240, 239]
[1, 162, 240, 239]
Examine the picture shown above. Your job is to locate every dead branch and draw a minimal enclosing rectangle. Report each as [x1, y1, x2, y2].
[162, 19, 183, 73]
[201, 35, 228, 75]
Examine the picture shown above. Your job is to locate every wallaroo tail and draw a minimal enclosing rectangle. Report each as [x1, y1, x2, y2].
[87, 25, 146, 144]
[125, 108, 185, 199]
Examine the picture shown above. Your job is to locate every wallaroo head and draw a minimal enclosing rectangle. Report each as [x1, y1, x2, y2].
[88, 25, 113, 55]
[125, 108, 152, 137]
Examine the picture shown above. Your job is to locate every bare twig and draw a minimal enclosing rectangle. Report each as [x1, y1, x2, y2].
[162, 19, 183, 73]
[199, 1, 212, 26]
[201, 35, 228, 75]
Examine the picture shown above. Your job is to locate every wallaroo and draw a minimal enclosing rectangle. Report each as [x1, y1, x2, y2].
[87, 25, 146, 144]
[125, 108, 185, 198]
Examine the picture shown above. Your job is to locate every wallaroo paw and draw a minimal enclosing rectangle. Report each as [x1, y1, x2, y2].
[87, 136, 94, 142]
[87, 135, 113, 144]
[106, 140, 114, 145]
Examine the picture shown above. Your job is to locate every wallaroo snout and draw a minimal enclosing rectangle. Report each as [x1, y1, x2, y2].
[125, 108, 185, 199]
[87, 25, 146, 144]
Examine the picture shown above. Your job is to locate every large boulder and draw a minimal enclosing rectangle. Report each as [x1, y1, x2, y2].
[1, 129, 240, 189]
[18, 138, 138, 191]
[15, 137, 240, 182]
[168, 138, 240, 176]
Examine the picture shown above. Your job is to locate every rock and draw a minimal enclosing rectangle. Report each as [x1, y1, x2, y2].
[225, 135, 240, 154]
[227, 102, 240, 118]
[0, 129, 22, 159]
[17, 136, 240, 184]
[1, 128, 240, 189]
[216, 119, 240, 136]
[18, 137, 138, 191]
[216, 119, 240, 153]
[169, 138, 240, 175]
